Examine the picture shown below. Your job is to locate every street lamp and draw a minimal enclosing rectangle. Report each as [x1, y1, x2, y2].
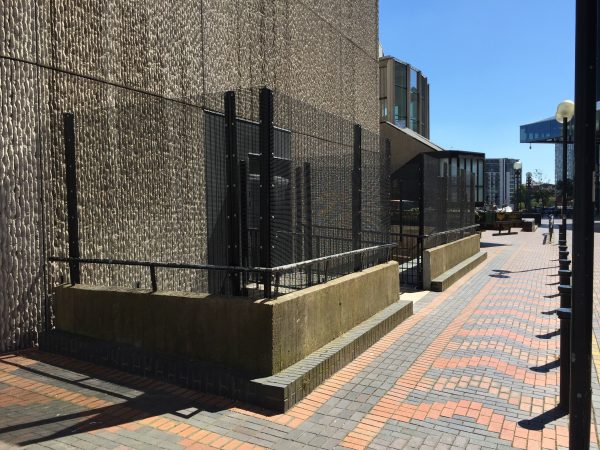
[513, 160, 522, 211]
[555, 100, 574, 242]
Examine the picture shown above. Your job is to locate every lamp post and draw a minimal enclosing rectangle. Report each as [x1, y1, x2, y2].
[555, 100, 574, 243]
[513, 161, 522, 211]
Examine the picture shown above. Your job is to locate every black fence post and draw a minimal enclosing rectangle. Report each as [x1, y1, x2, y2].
[570, 0, 597, 444]
[63, 113, 80, 285]
[224, 91, 241, 296]
[352, 124, 362, 271]
[303, 162, 313, 285]
[239, 160, 249, 294]
[259, 88, 274, 298]
[418, 155, 425, 288]
[381, 139, 392, 234]
[558, 284, 572, 411]
[295, 166, 303, 262]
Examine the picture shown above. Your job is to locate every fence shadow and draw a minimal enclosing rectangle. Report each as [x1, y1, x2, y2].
[0, 351, 274, 447]
[530, 359, 560, 373]
[536, 330, 560, 339]
[518, 406, 567, 430]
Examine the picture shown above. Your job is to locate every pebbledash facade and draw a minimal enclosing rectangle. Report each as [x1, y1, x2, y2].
[0, 1, 380, 351]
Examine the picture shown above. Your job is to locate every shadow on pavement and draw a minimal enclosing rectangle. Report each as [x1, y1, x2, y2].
[530, 359, 560, 373]
[541, 309, 557, 315]
[488, 267, 558, 280]
[518, 406, 567, 430]
[480, 242, 509, 248]
[0, 351, 275, 447]
[536, 330, 560, 339]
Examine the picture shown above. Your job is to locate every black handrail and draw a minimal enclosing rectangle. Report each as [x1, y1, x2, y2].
[48, 243, 396, 297]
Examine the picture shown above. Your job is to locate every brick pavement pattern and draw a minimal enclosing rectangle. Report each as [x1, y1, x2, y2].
[1, 220, 599, 449]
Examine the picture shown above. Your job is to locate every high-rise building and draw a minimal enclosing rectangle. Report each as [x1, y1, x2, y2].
[379, 56, 430, 138]
[484, 158, 520, 207]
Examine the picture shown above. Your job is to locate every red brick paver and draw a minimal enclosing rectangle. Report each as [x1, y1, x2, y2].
[0, 220, 599, 449]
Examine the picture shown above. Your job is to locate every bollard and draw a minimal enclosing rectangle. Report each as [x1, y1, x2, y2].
[559, 250, 570, 260]
[559, 259, 571, 270]
[558, 269, 572, 286]
[557, 284, 572, 412]
[558, 244, 568, 252]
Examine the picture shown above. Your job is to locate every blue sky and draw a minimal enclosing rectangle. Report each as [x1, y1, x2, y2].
[379, 0, 575, 183]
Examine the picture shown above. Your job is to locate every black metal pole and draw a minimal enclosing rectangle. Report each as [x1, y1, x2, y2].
[569, 0, 596, 446]
[352, 124, 362, 271]
[295, 166, 303, 262]
[558, 284, 572, 411]
[561, 117, 568, 242]
[259, 88, 274, 298]
[239, 160, 249, 294]
[224, 91, 241, 296]
[63, 113, 80, 285]
[304, 162, 313, 285]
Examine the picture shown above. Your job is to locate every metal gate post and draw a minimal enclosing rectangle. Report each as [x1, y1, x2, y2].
[224, 91, 241, 295]
[259, 88, 274, 298]
[63, 113, 80, 285]
[303, 162, 313, 285]
[352, 124, 362, 271]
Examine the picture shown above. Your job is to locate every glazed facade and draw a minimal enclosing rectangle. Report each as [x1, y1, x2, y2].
[379, 56, 430, 138]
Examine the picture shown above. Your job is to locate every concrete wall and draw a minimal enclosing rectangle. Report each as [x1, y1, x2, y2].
[54, 261, 399, 376]
[423, 234, 480, 289]
[0, 0, 379, 351]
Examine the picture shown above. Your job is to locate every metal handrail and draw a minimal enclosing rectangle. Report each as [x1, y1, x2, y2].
[49, 243, 396, 274]
[49, 243, 396, 295]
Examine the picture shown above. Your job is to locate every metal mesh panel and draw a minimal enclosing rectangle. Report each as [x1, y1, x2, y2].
[422, 154, 475, 235]
[43, 71, 207, 293]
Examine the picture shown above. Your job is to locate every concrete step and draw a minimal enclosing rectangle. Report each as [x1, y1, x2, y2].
[430, 251, 487, 292]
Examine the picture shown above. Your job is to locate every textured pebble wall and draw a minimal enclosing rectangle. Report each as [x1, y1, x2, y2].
[1, 0, 378, 351]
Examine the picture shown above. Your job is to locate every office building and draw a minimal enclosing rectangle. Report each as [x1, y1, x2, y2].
[484, 158, 520, 208]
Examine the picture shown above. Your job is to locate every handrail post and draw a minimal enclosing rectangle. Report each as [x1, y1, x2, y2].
[63, 113, 80, 285]
[150, 265, 157, 292]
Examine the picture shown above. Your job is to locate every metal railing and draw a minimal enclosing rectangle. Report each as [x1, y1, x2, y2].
[49, 243, 395, 299]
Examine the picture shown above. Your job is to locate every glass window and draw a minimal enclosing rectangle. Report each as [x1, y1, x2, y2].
[379, 67, 387, 97]
[410, 69, 418, 90]
[394, 62, 407, 88]
[394, 85, 407, 126]
[380, 99, 388, 121]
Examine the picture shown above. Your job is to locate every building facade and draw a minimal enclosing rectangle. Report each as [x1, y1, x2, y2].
[379, 56, 430, 138]
[0, 1, 380, 351]
[484, 158, 520, 208]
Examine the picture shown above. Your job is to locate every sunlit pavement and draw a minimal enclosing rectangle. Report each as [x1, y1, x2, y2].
[1, 220, 599, 449]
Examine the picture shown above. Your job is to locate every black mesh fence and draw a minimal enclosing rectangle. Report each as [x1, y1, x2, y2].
[388, 151, 481, 287]
[47, 86, 392, 301]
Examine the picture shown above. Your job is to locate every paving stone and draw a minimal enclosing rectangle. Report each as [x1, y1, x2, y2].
[1, 223, 596, 448]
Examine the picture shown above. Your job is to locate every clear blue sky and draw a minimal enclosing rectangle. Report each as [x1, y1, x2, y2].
[379, 0, 576, 183]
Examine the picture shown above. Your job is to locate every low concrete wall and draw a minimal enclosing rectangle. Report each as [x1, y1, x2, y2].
[423, 234, 480, 290]
[54, 261, 399, 377]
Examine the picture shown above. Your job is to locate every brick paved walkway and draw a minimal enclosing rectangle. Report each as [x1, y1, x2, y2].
[1, 220, 599, 449]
